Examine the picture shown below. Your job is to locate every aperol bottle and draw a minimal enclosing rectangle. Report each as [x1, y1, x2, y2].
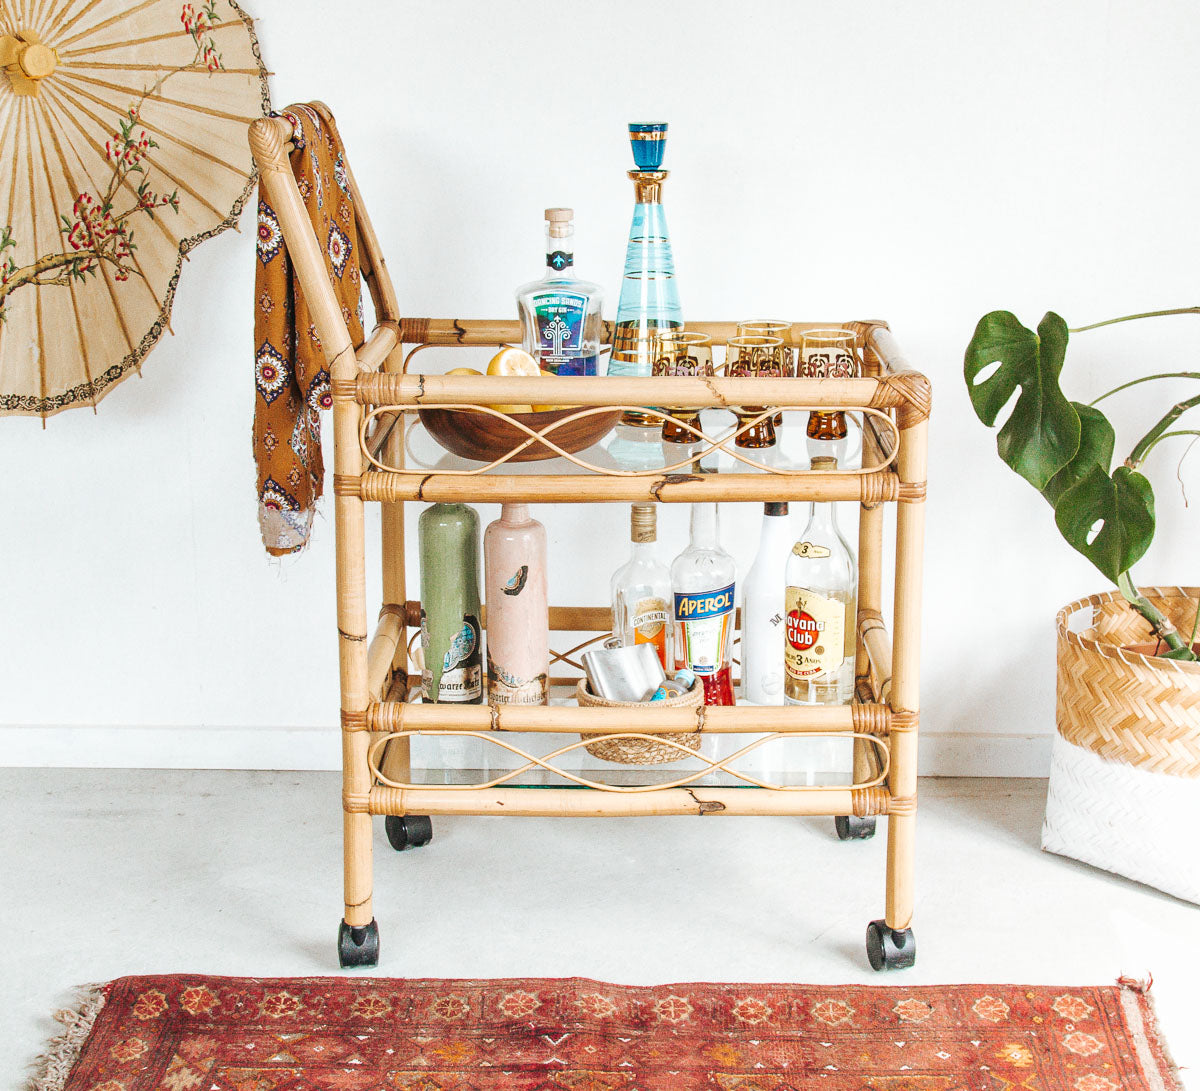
[671, 503, 736, 705]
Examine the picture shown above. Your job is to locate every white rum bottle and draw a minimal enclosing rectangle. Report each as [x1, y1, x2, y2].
[741, 502, 794, 705]
[610, 504, 673, 670]
[515, 208, 604, 376]
[671, 503, 736, 705]
[784, 456, 857, 706]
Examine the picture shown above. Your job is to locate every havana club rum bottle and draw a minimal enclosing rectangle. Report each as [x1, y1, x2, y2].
[610, 504, 673, 670]
[671, 503, 736, 705]
[784, 457, 856, 706]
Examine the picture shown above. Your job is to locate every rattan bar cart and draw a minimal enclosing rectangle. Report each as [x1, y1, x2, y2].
[250, 109, 930, 972]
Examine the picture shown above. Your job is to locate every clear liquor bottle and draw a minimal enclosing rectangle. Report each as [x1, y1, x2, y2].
[516, 208, 604, 376]
[741, 502, 794, 705]
[671, 503, 736, 706]
[784, 456, 857, 706]
[610, 123, 682, 424]
[610, 504, 673, 671]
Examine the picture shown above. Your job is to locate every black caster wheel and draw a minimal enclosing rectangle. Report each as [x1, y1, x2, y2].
[835, 815, 877, 840]
[338, 918, 379, 968]
[866, 919, 916, 971]
[385, 814, 433, 852]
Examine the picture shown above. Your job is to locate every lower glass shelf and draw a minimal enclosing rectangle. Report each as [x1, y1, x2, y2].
[389, 731, 858, 791]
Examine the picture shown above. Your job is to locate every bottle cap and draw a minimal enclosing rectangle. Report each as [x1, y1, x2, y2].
[628, 122, 668, 169]
[810, 455, 839, 470]
[630, 503, 657, 543]
[764, 502, 789, 517]
[545, 207, 573, 240]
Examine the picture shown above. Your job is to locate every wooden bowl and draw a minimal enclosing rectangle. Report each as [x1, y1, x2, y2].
[419, 405, 620, 463]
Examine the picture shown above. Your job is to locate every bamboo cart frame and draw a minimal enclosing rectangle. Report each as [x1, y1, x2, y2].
[249, 108, 930, 970]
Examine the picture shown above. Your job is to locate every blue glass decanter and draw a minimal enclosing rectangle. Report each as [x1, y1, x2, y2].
[609, 123, 682, 425]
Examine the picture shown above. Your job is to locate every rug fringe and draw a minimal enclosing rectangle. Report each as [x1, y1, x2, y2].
[27, 984, 108, 1091]
[1117, 974, 1186, 1091]
[1117, 972, 1154, 994]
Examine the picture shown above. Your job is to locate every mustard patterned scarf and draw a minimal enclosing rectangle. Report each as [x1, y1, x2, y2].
[253, 104, 363, 555]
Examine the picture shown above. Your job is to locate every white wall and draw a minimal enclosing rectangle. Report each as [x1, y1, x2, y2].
[2, 0, 1197, 773]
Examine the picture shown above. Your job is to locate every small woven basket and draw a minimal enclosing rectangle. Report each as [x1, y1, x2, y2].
[1055, 587, 1200, 778]
[1043, 586, 1200, 904]
[576, 678, 704, 765]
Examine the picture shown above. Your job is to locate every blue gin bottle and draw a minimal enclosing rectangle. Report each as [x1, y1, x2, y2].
[610, 123, 682, 424]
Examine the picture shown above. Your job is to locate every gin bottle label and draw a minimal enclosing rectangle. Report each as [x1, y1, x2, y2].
[531, 290, 592, 376]
[784, 587, 844, 680]
[674, 583, 735, 677]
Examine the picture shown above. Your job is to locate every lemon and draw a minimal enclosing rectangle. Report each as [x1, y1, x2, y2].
[445, 366, 482, 376]
[532, 367, 578, 413]
[482, 348, 538, 413]
[486, 347, 539, 377]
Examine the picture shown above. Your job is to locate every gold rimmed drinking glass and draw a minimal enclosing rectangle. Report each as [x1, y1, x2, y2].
[737, 320, 794, 425]
[797, 328, 860, 442]
[725, 334, 787, 448]
[652, 330, 714, 443]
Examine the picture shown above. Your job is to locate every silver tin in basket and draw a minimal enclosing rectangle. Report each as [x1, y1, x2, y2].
[581, 643, 666, 703]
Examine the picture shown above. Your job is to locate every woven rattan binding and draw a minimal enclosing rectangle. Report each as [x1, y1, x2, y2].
[870, 371, 932, 430]
[576, 679, 704, 764]
[1057, 587, 1200, 778]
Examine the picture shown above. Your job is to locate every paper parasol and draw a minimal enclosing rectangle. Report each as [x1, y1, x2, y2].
[0, 0, 270, 418]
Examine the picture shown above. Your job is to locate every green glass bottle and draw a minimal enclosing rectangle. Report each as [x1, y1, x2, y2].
[419, 503, 483, 703]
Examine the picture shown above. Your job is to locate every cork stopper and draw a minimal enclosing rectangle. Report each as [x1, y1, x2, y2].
[810, 455, 839, 470]
[545, 207, 573, 239]
[630, 503, 657, 543]
[764, 502, 789, 517]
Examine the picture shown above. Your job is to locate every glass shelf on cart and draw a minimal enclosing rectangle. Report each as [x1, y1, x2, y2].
[398, 408, 865, 476]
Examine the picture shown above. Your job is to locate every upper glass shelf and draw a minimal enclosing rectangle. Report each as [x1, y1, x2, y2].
[397, 409, 865, 477]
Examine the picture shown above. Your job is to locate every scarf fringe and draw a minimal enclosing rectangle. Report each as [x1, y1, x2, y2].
[27, 984, 108, 1091]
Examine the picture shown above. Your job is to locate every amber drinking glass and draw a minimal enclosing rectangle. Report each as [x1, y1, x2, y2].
[798, 328, 860, 442]
[737, 320, 794, 426]
[726, 334, 787, 448]
[652, 330, 714, 443]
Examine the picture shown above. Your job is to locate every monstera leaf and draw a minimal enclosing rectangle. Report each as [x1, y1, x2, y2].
[964, 311, 1081, 490]
[1043, 403, 1115, 507]
[964, 309, 1158, 586]
[1055, 465, 1155, 582]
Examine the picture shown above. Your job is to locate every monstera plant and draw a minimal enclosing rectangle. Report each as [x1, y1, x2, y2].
[965, 307, 1199, 660]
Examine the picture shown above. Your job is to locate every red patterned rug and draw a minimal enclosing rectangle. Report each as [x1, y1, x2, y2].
[35, 976, 1182, 1091]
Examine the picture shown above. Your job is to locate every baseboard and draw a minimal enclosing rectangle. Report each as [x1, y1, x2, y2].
[0, 725, 1053, 777]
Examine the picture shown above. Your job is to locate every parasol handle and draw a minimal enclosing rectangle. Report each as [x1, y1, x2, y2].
[1, 30, 59, 97]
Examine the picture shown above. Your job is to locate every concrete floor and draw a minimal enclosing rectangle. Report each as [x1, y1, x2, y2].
[3, 770, 1196, 1088]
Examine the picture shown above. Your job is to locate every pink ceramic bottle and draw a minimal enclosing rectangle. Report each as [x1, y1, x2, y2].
[484, 503, 549, 705]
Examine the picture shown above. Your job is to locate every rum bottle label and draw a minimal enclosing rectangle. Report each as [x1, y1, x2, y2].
[784, 587, 844, 680]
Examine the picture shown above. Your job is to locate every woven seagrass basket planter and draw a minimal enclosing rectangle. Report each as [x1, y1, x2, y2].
[1042, 586, 1200, 904]
[576, 678, 704, 764]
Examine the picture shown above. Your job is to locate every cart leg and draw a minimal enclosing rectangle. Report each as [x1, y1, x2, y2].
[867, 812, 916, 970]
[867, 408, 927, 972]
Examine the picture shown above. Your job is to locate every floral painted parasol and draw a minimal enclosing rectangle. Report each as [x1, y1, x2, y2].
[0, 0, 270, 418]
